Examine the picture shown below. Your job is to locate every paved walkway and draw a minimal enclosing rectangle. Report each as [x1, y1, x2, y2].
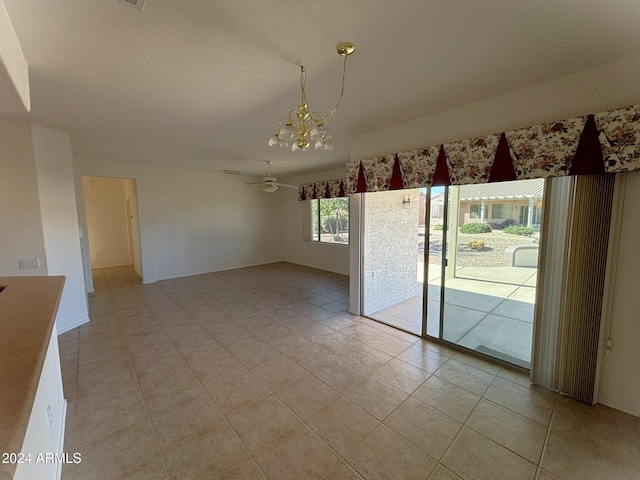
[369, 265, 537, 369]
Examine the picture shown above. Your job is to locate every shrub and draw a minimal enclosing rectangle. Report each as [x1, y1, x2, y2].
[433, 224, 443, 231]
[460, 222, 492, 234]
[503, 225, 535, 236]
[469, 240, 485, 250]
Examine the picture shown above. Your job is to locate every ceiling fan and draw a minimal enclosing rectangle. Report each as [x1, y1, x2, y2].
[245, 161, 297, 193]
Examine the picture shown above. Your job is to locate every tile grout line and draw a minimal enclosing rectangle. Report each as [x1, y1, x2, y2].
[433, 370, 498, 475]
[533, 392, 563, 480]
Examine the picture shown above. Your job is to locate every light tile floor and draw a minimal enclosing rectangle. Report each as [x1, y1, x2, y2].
[59, 263, 640, 480]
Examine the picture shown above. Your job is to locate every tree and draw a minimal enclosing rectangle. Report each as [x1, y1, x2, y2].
[319, 198, 349, 240]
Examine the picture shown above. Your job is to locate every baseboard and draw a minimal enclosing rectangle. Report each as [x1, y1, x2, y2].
[153, 259, 285, 282]
[598, 395, 640, 418]
[56, 316, 89, 335]
[284, 260, 349, 277]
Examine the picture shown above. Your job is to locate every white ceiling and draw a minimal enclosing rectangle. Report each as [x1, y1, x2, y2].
[3, 0, 640, 177]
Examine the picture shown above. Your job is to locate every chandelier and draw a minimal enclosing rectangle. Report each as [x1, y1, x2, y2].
[268, 42, 355, 152]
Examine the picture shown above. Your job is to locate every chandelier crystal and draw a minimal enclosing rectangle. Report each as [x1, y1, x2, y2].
[268, 42, 355, 152]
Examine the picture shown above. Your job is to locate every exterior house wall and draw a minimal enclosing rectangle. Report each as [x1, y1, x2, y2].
[362, 189, 419, 314]
[459, 199, 539, 227]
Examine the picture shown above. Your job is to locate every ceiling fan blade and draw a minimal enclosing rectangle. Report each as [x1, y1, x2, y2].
[244, 182, 265, 185]
[276, 183, 298, 189]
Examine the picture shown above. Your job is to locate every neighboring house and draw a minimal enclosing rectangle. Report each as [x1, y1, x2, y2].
[421, 178, 544, 228]
[459, 178, 544, 228]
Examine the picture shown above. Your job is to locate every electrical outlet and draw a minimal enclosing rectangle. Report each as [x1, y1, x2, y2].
[47, 404, 53, 428]
[19, 258, 40, 269]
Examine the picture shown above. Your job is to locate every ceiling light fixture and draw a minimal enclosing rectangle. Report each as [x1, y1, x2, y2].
[268, 42, 355, 152]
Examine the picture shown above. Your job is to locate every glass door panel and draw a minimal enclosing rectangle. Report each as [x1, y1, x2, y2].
[361, 189, 423, 335]
[425, 179, 544, 369]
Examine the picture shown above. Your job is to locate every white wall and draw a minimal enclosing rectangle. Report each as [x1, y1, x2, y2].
[32, 124, 89, 333]
[0, 120, 88, 333]
[83, 176, 131, 269]
[149, 166, 281, 279]
[73, 160, 94, 293]
[352, 54, 640, 162]
[598, 171, 640, 417]
[77, 158, 282, 282]
[350, 54, 640, 416]
[0, 119, 47, 276]
[280, 168, 350, 275]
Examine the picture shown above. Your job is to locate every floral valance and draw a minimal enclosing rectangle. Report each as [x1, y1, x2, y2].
[346, 104, 640, 193]
[298, 178, 347, 201]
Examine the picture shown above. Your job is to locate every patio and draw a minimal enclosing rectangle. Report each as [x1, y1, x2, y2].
[369, 266, 537, 369]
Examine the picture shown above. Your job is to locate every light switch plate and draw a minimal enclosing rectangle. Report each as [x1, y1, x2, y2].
[19, 258, 40, 269]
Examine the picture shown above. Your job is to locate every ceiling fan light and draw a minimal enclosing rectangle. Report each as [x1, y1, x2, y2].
[262, 183, 278, 193]
[278, 122, 298, 141]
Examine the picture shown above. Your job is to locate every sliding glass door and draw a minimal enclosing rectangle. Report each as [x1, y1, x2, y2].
[361, 179, 544, 369]
[426, 179, 544, 368]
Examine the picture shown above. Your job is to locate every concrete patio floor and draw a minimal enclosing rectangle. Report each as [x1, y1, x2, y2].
[369, 265, 537, 369]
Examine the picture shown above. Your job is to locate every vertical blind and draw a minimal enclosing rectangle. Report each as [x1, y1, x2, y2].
[532, 174, 615, 403]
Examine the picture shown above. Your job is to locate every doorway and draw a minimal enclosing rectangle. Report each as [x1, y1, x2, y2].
[82, 176, 142, 278]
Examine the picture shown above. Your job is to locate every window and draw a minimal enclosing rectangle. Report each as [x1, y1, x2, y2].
[491, 203, 513, 220]
[311, 197, 349, 244]
[469, 204, 481, 218]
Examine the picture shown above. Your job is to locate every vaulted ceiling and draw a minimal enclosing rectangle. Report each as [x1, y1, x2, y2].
[3, 0, 640, 176]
